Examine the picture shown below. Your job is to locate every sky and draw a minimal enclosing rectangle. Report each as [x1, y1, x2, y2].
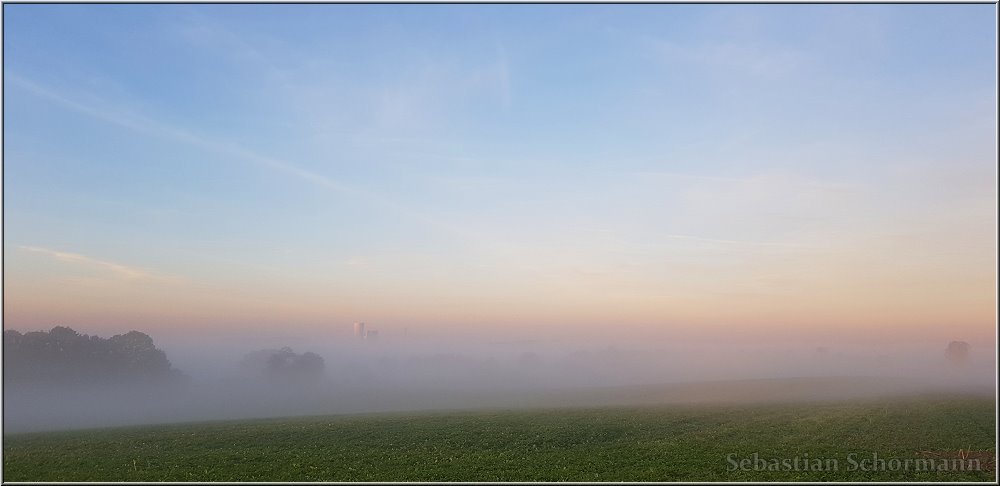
[3, 4, 997, 346]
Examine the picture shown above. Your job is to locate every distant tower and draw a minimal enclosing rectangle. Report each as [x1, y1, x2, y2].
[353, 322, 365, 338]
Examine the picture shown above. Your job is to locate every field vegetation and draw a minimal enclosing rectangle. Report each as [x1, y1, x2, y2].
[3, 394, 994, 481]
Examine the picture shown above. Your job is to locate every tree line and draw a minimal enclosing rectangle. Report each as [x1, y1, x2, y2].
[3, 326, 326, 387]
[3, 326, 185, 386]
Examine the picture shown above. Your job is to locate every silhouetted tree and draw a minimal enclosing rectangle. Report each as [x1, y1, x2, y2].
[3, 326, 185, 386]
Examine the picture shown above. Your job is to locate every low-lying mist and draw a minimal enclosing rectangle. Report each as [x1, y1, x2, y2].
[3, 328, 995, 433]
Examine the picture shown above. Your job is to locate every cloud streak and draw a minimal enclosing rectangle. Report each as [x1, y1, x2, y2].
[7, 74, 569, 287]
[641, 34, 807, 79]
[6, 75, 475, 246]
[20, 246, 153, 281]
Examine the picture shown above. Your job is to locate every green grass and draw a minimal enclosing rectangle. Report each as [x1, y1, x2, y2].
[3, 394, 995, 481]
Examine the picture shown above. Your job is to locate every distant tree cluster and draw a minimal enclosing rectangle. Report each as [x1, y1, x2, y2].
[945, 341, 970, 366]
[240, 347, 325, 382]
[3, 326, 185, 386]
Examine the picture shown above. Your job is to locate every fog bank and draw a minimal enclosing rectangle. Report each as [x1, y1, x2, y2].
[4, 333, 994, 433]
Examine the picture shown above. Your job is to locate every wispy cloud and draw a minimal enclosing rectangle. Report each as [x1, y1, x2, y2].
[477, 42, 512, 110]
[172, 10, 294, 85]
[370, 46, 514, 134]
[6, 75, 475, 245]
[20, 246, 155, 281]
[8, 73, 540, 279]
[171, 15, 512, 169]
[643, 36, 806, 79]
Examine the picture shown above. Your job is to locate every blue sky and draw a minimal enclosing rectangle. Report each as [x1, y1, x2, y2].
[3, 4, 996, 341]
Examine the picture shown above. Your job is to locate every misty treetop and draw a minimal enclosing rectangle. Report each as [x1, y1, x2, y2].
[3, 326, 186, 387]
[240, 347, 325, 382]
[945, 341, 971, 366]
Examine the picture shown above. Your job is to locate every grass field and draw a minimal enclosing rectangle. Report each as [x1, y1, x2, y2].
[2, 394, 995, 481]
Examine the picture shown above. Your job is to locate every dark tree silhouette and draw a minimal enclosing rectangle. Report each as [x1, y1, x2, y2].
[3, 326, 185, 386]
